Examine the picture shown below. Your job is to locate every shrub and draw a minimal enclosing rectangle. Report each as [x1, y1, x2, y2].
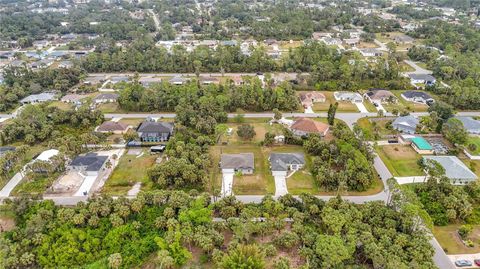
[459, 225, 473, 240]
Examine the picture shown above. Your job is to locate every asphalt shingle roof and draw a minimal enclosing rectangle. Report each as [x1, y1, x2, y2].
[70, 153, 108, 172]
[270, 153, 305, 171]
[220, 153, 254, 170]
[423, 156, 477, 181]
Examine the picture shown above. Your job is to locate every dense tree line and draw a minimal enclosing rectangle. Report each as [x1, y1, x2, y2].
[304, 123, 375, 191]
[389, 5, 443, 20]
[117, 79, 299, 113]
[0, 66, 84, 112]
[0, 2, 154, 44]
[0, 191, 436, 268]
[0, 104, 104, 147]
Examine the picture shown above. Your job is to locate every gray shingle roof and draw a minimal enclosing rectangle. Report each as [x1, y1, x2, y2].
[20, 92, 56, 103]
[220, 153, 254, 170]
[70, 153, 108, 172]
[401, 90, 432, 100]
[393, 115, 419, 129]
[270, 153, 305, 171]
[137, 122, 173, 134]
[455, 117, 480, 132]
[423, 156, 477, 181]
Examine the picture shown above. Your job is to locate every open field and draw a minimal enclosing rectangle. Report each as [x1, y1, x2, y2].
[434, 224, 480, 254]
[102, 149, 157, 195]
[48, 101, 73, 111]
[96, 103, 127, 113]
[376, 145, 424, 177]
[311, 91, 359, 112]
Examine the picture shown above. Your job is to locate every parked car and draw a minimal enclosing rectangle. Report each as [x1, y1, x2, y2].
[474, 259, 480, 266]
[455, 260, 472, 267]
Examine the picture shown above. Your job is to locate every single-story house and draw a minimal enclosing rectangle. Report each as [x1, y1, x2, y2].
[423, 156, 478, 184]
[137, 121, 174, 142]
[455, 116, 480, 134]
[199, 76, 219, 85]
[333, 91, 363, 103]
[110, 76, 129, 84]
[344, 38, 360, 46]
[359, 48, 383, 57]
[61, 94, 86, 104]
[299, 92, 326, 108]
[139, 77, 162, 87]
[411, 136, 434, 154]
[408, 74, 436, 86]
[220, 153, 254, 175]
[169, 76, 189, 85]
[392, 115, 419, 134]
[393, 35, 414, 44]
[92, 93, 119, 104]
[321, 37, 342, 46]
[30, 59, 54, 69]
[364, 88, 397, 103]
[68, 153, 108, 176]
[20, 92, 57, 104]
[269, 153, 305, 172]
[290, 118, 329, 137]
[58, 61, 73, 68]
[401, 91, 434, 104]
[95, 121, 130, 134]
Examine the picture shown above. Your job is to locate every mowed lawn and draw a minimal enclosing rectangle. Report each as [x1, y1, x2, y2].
[376, 145, 425, 177]
[434, 224, 480, 254]
[465, 136, 480, 155]
[102, 150, 157, 195]
[382, 90, 430, 113]
[209, 144, 275, 195]
[311, 91, 359, 112]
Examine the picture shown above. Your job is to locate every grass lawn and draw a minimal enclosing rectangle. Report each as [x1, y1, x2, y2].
[220, 122, 285, 145]
[387, 90, 430, 113]
[48, 101, 73, 111]
[376, 145, 425, 177]
[461, 159, 480, 178]
[96, 103, 126, 113]
[226, 117, 271, 124]
[117, 118, 145, 128]
[209, 144, 275, 195]
[102, 150, 157, 195]
[357, 117, 398, 138]
[433, 224, 480, 254]
[465, 136, 480, 155]
[312, 91, 359, 112]
[12, 173, 59, 196]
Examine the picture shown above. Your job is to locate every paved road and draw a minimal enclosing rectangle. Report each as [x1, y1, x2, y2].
[0, 171, 25, 198]
[403, 60, 433, 75]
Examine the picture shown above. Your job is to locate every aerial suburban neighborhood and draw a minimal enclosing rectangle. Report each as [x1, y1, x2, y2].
[0, 0, 479, 268]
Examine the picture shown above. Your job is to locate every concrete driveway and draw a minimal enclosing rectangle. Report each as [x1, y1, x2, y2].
[221, 170, 234, 197]
[273, 171, 288, 196]
[355, 102, 369, 113]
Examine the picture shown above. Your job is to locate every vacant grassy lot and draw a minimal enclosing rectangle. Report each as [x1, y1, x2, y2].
[12, 173, 59, 196]
[117, 118, 145, 128]
[96, 103, 127, 113]
[312, 91, 359, 112]
[434, 224, 480, 254]
[376, 145, 424, 177]
[219, 122, 285, 145]
[357, 117, 397, 138]
[103, 150, 157, 195]
[48, 101, 73, 111]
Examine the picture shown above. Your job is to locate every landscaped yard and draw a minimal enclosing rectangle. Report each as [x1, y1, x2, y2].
[465, 136, 480, 155]
[312, 91, 359, 112]
[434, 224, 480, 254]
[376, 145, 425, 177]
[384, 90, 430, 113]
[102, 150, 157, 195]
[209, 144, 275, 195]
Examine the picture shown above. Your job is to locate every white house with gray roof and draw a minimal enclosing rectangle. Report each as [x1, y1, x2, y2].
[423, 156, 477, 185]
[269, 153, 305, 172]
[220, 153, 254, 175]
[392, 115, 419, 134]
[333, 91, 363, 103]
[20, 92, 57, 104]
